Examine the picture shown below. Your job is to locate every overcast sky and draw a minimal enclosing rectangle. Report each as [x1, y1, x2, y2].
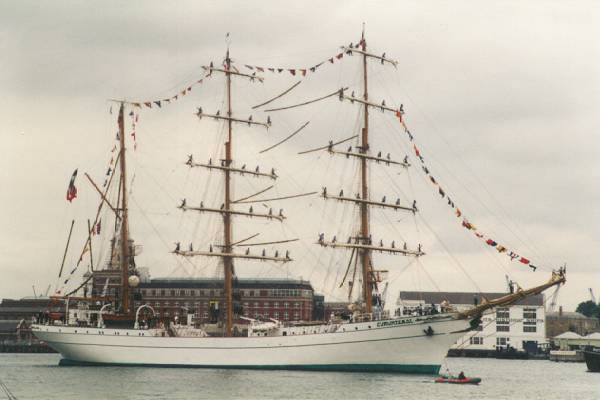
[1, 0, 599, 310]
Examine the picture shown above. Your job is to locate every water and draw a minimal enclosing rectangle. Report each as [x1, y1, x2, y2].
[0, 354, 598, 399]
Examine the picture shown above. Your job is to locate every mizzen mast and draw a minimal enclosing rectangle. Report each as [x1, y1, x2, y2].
[117, 103, 131, 314]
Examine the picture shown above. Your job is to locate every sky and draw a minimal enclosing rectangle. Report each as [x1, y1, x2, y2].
[1, 0, 599, 311]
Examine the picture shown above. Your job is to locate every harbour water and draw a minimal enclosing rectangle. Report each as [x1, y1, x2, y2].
[0, 354, 598, 399]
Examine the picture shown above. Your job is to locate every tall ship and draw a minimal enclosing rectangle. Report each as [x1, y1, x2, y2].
[32, 31, 566, 373]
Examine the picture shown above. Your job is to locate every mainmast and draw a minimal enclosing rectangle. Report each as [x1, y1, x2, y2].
[117, 103, 130, 314]
[175, 46, 292, 337]
[359, 30, 373, 313]
[223, 49, 234, 336]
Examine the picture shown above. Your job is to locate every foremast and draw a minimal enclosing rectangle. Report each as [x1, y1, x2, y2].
[175, 48, 292, 337]
[359, 30, 372, 313]
[318, 30, 423, 314]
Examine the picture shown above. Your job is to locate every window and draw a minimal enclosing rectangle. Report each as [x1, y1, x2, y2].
[249, 290, 254, 297]
[496, 307, 509, 332]
[189, 290, 196, 297]
[198, 290, 204, 296]
[283, 312, 289, 320]
[180, 289, 187, 297]
[274, 311, 279, 319]
[151, 289, 156, 296]
[293, 312, 300, 320]
[470, 337, 484, 345]
[254, 302, 259, 309]
[523, 308, 537, 320]
[274, 302, 279, 309]
[496, 337, 508, 346]
[160, 290, 166, 296]
[264, 302, 270, 308]
[155, 302, 160, 307]
[284, 302, 289, 309]
[170, 290, 176, 297]
[294, 302, 300, 308]
[523, 308, 537, 333]
[260, 290, 268, 297]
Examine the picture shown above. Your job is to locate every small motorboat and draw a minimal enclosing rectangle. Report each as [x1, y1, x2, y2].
[435, 374, 481, 385]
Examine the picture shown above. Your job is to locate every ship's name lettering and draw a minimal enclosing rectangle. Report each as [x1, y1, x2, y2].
[377, 319, 413, 327]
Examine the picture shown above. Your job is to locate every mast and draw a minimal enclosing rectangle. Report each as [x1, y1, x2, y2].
[360, 29, 373, 313]
[316, 31, 422, 315]
[175, 45, 292, 335]
[224, 49, 234, 336]
[117, 103, 130, 314]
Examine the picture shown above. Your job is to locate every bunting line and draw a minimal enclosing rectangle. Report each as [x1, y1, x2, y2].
[243, 40, 367, 79]
[112, 73, 212, 110]
[395, 112, 539, 272]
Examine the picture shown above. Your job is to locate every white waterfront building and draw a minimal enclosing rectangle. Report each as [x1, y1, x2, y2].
[396, 291, 546, 353]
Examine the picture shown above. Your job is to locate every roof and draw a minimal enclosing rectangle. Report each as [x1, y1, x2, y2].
[554, 331, 582, 339]
[584, 332, 600, 339]
[140, 277, 313, 291]
[398, 291, 544, 306]
[547, 311, 590, 319]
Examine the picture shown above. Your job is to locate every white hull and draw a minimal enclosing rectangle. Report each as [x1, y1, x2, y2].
[33, 314, 471, 374]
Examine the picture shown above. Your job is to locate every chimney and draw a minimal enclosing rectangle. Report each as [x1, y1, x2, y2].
[559, 305, 563, 316]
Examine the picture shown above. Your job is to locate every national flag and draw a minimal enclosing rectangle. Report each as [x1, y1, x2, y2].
[289, 69, 296, 76]
[486, 239, 497, 246]
[66, 169, 78, 202]
[519, 257, 530, 265]
[96, 220, 101, 234]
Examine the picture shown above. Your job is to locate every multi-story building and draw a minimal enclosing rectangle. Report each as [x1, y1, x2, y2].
[397, 291, 546, 353]
[120, 277, 316, 323]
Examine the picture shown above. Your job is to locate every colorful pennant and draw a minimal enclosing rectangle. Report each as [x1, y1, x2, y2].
[396, 112, 539, 271]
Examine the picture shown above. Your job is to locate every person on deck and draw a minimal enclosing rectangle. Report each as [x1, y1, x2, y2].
[458, 371, 465, 380]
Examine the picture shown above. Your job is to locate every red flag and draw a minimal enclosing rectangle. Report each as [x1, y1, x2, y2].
[96, 220, 101, 234]
[336, 53, 344, 59]
[413, 144, 420, 157]
[395, 110, 403, 122]
[519, 257, 530, 265]
[486, 239, 498, 246]
[66, 169, 78, 202]
[289, 69, 296, 76]
[144, 102, 152, 108]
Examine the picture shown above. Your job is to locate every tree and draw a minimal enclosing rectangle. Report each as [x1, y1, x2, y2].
[575, 300, 600, 319]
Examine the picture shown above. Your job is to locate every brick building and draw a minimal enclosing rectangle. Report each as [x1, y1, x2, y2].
[123, 277, 316, 323]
